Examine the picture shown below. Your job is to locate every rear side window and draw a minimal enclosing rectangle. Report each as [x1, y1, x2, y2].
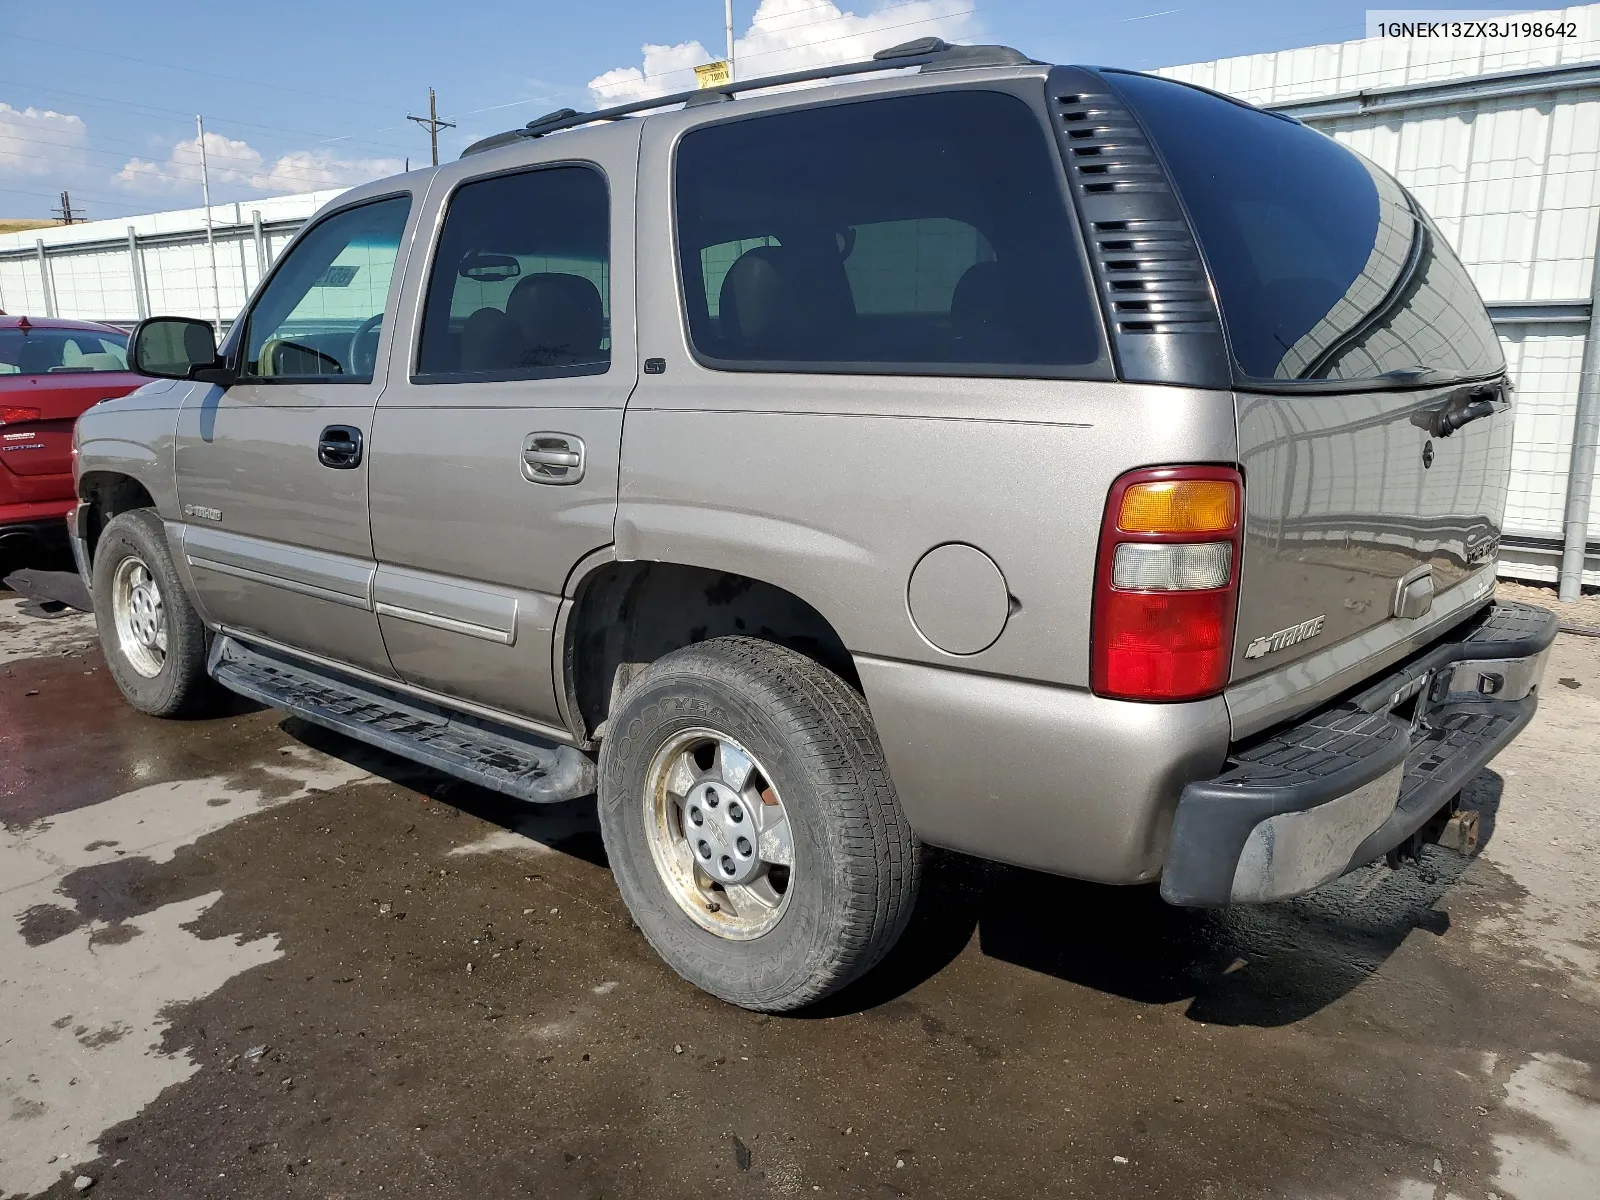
[1107, 72, 1503, 386]
[675, 90, 1104, 374]
[416, 165, 609, 381]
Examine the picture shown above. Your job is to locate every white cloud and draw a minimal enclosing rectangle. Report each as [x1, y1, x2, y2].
[115, 130, 403, 197]
[0, 102, 88, 175]
[588, 0, 983, 105]
[115, 130, 261, 193]
[254, 147, 406, 192]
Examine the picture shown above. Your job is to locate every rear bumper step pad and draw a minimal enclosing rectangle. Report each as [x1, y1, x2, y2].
[208, 634, 596, 805]
[1162, 601, 1556, 906]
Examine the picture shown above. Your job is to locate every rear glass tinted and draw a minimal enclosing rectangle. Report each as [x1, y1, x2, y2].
[0, 329, 128, 375]
[1108, 72, 1503, 386]
[675, 90, 1104, 374]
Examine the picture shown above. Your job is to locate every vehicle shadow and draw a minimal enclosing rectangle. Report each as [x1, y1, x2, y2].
[275, 713, 1502, 1030]
[0, 532, 74, 575]
[817, 770, 1504, 1027]
[279, 716, 608, 867]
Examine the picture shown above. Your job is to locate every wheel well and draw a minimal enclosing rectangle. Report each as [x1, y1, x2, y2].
[77, 472, 156, 567]
[565, 561, 858, 738]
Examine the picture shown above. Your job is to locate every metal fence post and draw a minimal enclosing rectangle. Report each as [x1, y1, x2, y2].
[126, 226, 148, 320]
[35, 238, 55, 317]
[252, 210, 266, 282]
[1559, 240, 1600, 600]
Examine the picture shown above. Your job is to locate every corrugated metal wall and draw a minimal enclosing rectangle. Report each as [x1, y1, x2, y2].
[0, 191, 343, 328]
[1160, 4, 1600, 584]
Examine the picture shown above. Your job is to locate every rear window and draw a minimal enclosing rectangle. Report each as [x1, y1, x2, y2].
[0, 329, 128, 375]
[1107, 72, 1503, 386]
[674, 90, 1104, 375]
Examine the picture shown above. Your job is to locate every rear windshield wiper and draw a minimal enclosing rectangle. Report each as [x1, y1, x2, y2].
[1377, 366, 1441, 384]
[1408, 382, 1507, 438]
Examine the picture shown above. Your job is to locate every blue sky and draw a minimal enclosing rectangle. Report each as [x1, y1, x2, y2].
[0, 0, 1548, 219]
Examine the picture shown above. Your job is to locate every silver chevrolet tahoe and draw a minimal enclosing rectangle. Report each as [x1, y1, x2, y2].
[72, 39, 1555, 1012]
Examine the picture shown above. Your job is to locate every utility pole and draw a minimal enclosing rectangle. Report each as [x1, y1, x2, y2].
[53, 190, 83, 224]
[725, 0, 736, 80]
[196, 115, 223, 336]
[407, 88, 455, 167]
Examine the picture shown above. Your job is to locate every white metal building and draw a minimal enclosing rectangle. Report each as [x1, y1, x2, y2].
[1159, 5, 1600, 594]
[2, 7, 1598, 591]
[0, 190, 345, 329]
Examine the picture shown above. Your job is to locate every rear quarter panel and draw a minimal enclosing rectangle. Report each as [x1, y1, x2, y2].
[619, 378, 1237, 686]
[625, 86, 1239, 687]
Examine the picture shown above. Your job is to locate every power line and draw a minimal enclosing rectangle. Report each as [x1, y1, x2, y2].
[0, 135, 399, 194]
[0, 122, 404, 185]
[406, 88, 456, 168]
[5, 33, 401, 111]
[0, 77, 418, 156]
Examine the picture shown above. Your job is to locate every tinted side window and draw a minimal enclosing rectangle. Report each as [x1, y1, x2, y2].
[241, 195, 410, 383]
[675, 90, 1103, 374]
[1109, 72, 1503, 385]
[416, 165, 610, 381]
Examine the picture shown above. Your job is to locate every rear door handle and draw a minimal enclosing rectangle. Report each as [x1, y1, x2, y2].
[521, 433, 585, 485]
[318, 425, 364, 469]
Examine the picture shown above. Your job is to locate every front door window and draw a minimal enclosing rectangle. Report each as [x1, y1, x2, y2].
[240, 195, 411, 383]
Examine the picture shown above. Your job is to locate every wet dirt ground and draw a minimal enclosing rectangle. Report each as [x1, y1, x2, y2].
[2, 577, 1598, 1200]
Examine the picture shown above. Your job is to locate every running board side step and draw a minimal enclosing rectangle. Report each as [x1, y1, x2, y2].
[208, 634, 596, 804]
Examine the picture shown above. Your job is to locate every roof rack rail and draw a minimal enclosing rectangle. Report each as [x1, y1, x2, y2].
[460, 38, 1039, 157]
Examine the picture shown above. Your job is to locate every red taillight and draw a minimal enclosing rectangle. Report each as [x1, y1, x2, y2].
[0, 406, 42, 426]
[1092, 465, 1243, 702]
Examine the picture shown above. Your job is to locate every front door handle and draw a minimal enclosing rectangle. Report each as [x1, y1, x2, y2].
[521, 432, 585, 485]
[318, 425, 364, 469]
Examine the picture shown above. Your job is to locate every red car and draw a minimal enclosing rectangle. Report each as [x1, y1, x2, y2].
[0, 316, 148, 551]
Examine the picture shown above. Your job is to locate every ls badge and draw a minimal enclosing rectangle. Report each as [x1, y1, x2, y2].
[1243, 614, 1326, 660]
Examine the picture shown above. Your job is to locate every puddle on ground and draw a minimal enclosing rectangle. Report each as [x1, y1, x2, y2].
[0, 747, 374, 1197]
[1492, 1052, 1600, 1199]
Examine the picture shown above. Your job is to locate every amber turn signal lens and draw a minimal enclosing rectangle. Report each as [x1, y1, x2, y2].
[1118, 480, 1237, 534]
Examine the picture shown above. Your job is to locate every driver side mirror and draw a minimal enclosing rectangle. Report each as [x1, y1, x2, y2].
[129, 316, 235, 386]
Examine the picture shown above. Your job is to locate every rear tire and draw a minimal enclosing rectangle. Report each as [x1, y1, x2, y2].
[92, 508, 218, 717]
[598, 636, 920, 1012]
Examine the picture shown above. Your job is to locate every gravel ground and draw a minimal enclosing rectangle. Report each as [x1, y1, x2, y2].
[1, 582, 1597, 1200]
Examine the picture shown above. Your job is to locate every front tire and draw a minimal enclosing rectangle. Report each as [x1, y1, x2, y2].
[598, 637, 920, 1012]
[92, 508, 218, 717]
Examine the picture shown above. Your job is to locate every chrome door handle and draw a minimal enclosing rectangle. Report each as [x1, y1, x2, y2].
[521, 433, 585, 485]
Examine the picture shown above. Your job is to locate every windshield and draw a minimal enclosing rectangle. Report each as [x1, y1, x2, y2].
[1106, 71, 1504, 387]
[0, 328, 130, 376]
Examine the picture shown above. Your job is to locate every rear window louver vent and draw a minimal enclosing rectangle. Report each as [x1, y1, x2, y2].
[1047, 69, 1230, 388]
